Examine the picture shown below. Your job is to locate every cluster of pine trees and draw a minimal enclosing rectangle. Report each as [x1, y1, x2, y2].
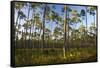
[14, 2, 97, 59]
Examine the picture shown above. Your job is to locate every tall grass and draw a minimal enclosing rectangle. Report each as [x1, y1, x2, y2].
[15, 46, 97, 66]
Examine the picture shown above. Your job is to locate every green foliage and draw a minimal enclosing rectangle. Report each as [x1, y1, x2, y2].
[15, 2, 25, 10]
[88, 6, 96, 15]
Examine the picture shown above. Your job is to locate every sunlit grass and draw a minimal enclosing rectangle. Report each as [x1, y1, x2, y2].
[15, 46, 97, 66]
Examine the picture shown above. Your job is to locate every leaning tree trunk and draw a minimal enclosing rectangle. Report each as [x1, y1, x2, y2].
[15, 9, 20, 48]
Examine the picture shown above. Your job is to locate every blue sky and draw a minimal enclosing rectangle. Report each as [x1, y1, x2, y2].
[14, 3, 97, 33]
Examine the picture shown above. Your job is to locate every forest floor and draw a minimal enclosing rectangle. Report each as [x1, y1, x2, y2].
[15, 46, 97, 66]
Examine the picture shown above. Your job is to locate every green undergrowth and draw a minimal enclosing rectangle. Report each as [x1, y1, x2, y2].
[15, 46, 97, 66]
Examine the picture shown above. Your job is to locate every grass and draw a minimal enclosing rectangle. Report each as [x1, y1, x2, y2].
[15, 46, 97, 66]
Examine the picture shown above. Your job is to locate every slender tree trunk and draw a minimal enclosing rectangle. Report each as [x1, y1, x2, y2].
[15, 9, 20, 47]
[32, 24, 34, 48]
[29, 26, 31, 47]
[42, 4, 47, 50]
[15, 9, 20, 27]
[39, 29, 41, 40]
[21, 30, 24, 48]
[93, 14, 95, 33]
[27, 4, 30, 43]
[18, 18, 21, 48]
[25, 4, 31, 63]
[21, 30, 25, 63]
[24, 29, 26, 47]
[75, 23, 77, 47]
[39, 28, 41, 48]
[67, 9, 69, 49]
[63, 5, 67, 59]
[85, 7, 88, 45]
[94, 11, 96, 46]
[50, 21, 53, 48]
[86, 7, 88, 34]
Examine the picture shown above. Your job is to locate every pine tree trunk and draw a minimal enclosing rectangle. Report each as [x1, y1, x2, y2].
[15, 9, 20, 48]
[85, 7, 88, 45]
[67, 9, 69, 49]
[86, 7, 88, 34]
[63, 5, 67, 59]
[25, 4, 31, 63]
[94, 14, 95, 33]
[42, 4, 47, 50]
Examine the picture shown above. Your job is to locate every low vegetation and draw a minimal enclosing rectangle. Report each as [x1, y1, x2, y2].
[15, 46, 97, 66]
